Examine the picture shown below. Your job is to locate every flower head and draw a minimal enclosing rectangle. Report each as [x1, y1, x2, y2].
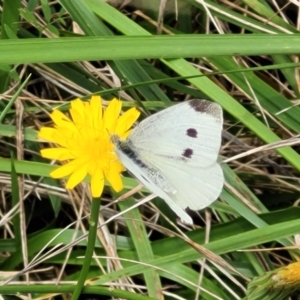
[39, 96, 140, 197]
[246, 262, 300, 299]
[272, 262, 300, 286]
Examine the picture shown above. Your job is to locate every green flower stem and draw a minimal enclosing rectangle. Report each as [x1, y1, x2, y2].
[71, 197, 101, 300]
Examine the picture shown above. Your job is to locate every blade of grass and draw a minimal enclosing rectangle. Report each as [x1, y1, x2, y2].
[0, 75, 31, 122]
[118, 198, 163, 299]
[11, 157, 21, 250]
[3, 34, 300, 64]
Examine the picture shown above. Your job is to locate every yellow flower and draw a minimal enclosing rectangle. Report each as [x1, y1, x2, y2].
[39, 96, 140, 197]
[246, 262, 300, 299]
[272, 262, 300, 286]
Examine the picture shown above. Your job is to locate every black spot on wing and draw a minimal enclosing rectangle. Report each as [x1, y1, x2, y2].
[182, 148, 193, 159]
[188, 99, 221, 119]
[186, 128, 197, 138]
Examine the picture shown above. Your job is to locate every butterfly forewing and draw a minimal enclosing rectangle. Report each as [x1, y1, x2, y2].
[128, 100, 222, 168]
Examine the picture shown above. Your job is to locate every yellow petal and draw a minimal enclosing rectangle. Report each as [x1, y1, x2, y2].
[38, 127, 57, 142]
[70, 99, 85, 126]
[108, 173, 123, 192]
[106, 161, 124, 192]
[115, 107, 140, 137]
[51, 110, 72, 127]
[104, 98, 122, 131]
[50, 163, 78, 178]
[90, 95, 102, 132]
[90, 168, 104, 197]
[40, 127, 74, 148]
[41, 148, 76, 160]
[52, 132, 75, 148]
[66, 167, 88, 189]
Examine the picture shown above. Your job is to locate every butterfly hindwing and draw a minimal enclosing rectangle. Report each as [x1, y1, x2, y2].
[113, 142, 193, 223]
[149, 154, 224, 210]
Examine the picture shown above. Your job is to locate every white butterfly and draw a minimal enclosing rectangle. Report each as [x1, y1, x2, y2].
[112, 99, 224, 224]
